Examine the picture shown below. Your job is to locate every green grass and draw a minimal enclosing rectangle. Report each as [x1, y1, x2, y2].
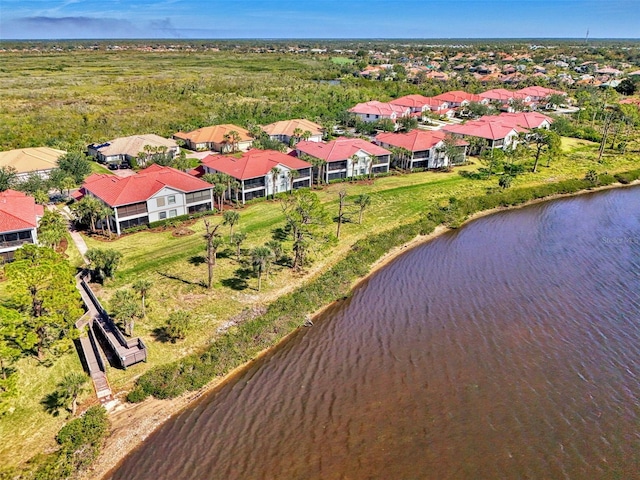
[331, 57, 355, 65]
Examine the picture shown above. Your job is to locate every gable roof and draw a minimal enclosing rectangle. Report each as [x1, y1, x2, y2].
[174, 124, 252, 145]
[201, 149, 312, 181]
[261, 119, 323, 137]
[348, 101, 409, 117]
[296, 137, 391, 162]
[0, 190, 43, 233]
[81, 164, 212, 207]
[91, 134, 177, 158]
[432, 90, 483, 104]
[0, 147, 65, 175]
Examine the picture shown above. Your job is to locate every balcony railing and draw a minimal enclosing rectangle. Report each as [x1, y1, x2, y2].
[0, 239, 33, 249]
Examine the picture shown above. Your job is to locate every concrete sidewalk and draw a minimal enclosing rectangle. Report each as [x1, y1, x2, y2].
[50, 204, 89, 263]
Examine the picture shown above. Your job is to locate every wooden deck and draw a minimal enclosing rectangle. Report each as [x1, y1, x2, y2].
[75, 271, 147, 402]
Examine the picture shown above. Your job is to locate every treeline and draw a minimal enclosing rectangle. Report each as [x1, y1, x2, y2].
[126, 166, 640, 402]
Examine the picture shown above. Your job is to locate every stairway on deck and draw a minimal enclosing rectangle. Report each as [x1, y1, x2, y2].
[79, 326, 112, 402]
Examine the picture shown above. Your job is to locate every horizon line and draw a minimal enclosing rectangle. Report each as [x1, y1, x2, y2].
[2, 37, 640, 42]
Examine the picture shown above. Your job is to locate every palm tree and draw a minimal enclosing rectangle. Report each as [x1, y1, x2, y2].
[57, 372, 88, 416]
[270, 166, 280, 199]
[390, 147, 412, 172]
[350, 154, 361, 178]
[132, 278, 153, 317]
[203, 220, 222, 289]
[287, 169, 300, 193]
[367, 154, 378, 180]
[354, 193, 371, 224]
[71, 196, 102, 233]
[251, 246, 274, 291]
[99, 204, 114, 236]
[231, 231, 247, 260]
[229, 130, 241, 153]
[223, 210, 240, 239]
[222, 133, 231, 153]
[289, 127, 303, 147]
[213, 183, 226, 212]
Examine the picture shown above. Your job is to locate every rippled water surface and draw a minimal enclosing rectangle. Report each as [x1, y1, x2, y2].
[111, 187, 640, 480]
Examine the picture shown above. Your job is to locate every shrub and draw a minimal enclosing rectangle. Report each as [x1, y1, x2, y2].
[33, 406, 109, 479]
[164, 310, 192, 342]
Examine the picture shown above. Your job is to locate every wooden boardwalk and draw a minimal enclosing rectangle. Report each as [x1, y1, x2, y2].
[75, 272, 147, 402]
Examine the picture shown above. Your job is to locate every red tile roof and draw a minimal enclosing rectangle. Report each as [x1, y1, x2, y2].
[348, 101, 409, 117]
[479, 88, 528, 102]
[517, 86, 566, 99]
[296, 137, 391, 163]
[81, 164, 212, 207]
[201, 149, 312, 181]
[443, 121, 521, 141]
[390, 94, 448, 110]
[0, 190, 42, 233]
[432, 90, 483, 104]
[376, 130, 448, 152]
[477, 112, 553, 130]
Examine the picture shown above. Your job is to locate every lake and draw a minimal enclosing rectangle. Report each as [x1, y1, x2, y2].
[110, 187, 640, 480]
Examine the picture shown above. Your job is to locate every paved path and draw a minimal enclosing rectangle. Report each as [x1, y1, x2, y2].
[50, 204, 89, 263]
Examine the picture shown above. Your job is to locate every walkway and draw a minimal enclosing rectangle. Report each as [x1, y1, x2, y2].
[49, 204, 89, 262]
[78, 274, 147, 369]
[75, 273, 112, 402]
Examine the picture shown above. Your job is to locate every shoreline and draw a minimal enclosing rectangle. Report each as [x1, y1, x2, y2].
[90, 180, 639, 480]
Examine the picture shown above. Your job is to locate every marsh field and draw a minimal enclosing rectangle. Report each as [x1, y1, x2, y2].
[1, 45, 639, 476]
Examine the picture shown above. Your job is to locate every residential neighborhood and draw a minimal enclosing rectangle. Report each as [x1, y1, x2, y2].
[1, 36, 640, 480]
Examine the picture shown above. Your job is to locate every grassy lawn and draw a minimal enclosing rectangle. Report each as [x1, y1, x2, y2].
[1, 137, 639, 469]
[331, 57, 355, 65]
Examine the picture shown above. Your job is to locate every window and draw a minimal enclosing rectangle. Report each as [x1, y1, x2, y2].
[159, 211, 167, 220]
[168, 209, 177, 218]
[168, 195, 176, 205]
[156, 197, 165, 207]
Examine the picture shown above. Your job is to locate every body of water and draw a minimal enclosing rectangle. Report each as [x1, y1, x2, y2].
[111, 187, 640, 480]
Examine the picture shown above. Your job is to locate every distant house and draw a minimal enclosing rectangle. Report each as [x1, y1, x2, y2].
[77, 165, 213, 235]
[88, 134, 178, 166]
[479, 89, 531, 109]
[348, 101, 410, 124]
[0, 190, 43, 262]
[442, 120, 524, 150]
[476, 112, 554, 131]
[0, 147, 65, 180]
[261, 119, 324, 145]
[200, 149, 312, 203]
[390, 94, 450, 115]
[296, 137, 391, 182]
[432, 91, 488, 108]
[376, 130, 468, 170]
[516, 86, 567, 108]
[174, 124, 253, 152]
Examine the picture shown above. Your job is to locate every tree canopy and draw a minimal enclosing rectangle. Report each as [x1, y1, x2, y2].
[4, 245, 82, 361]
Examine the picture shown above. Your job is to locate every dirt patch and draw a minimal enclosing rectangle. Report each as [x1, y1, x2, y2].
[171, 227, 195, 237]
[55, 237, 68, 255]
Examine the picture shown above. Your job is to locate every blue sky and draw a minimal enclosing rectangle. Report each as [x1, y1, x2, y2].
[0, 0, 638, 40]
